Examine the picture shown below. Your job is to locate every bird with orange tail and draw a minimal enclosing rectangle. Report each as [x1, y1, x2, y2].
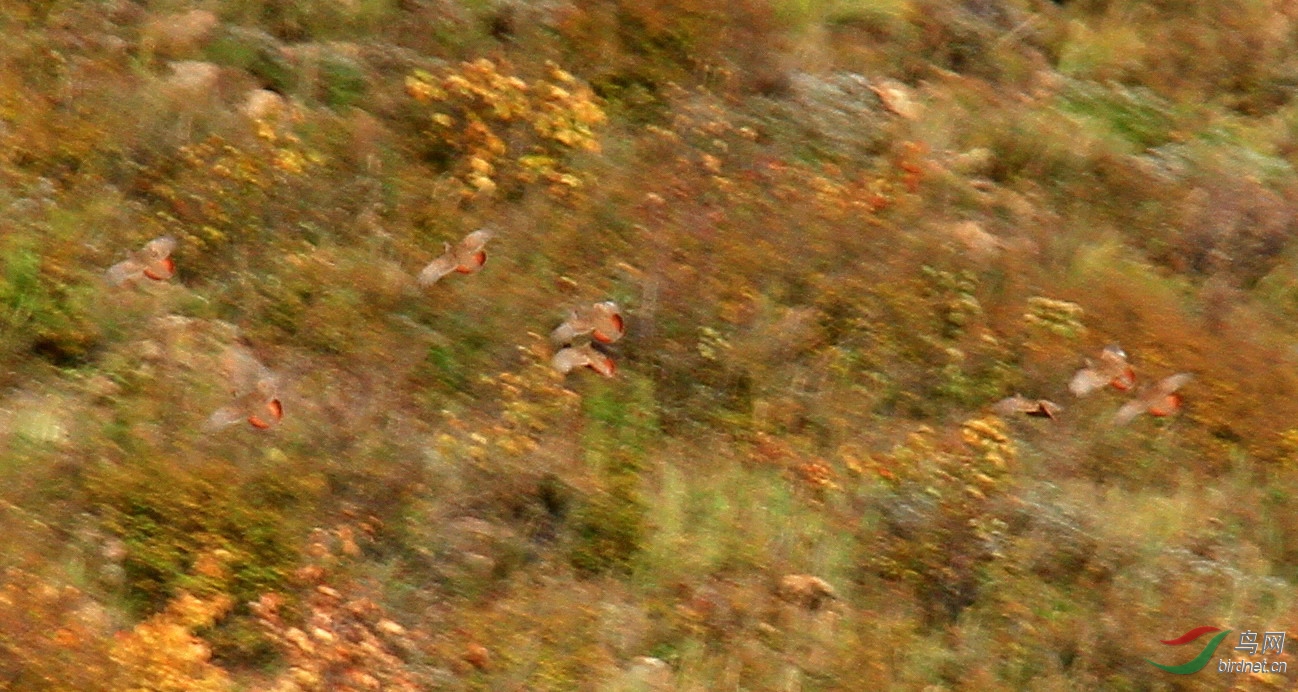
[549, 301, 625, 378]
[550, 300, 625, 346]
[417, 229, 494, 287]
[204, 344, 284, 431]
[551, 342, 617, 378]
[1112, 373, 1193, 426]
[1069, 344, 1136, 397]
[105, 236, 177, 287]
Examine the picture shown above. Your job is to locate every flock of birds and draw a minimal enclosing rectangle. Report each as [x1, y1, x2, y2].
[106, 234, 1184, 434]
[992, 344, 1193, 426]
[105, 230, 625, 432]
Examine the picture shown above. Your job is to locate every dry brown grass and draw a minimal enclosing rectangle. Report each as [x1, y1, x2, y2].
[3, 0, 1298, 689]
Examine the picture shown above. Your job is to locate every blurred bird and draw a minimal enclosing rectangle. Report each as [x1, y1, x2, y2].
[417, 229, 494, 287]
[1069, 344, 1136, 396]
[1112, 373, 1193, 426]
[105, 236, 177, 286]
[992, 394, 1062, 420]
[204, 345, 283, 431]
[869, 78, 920, 120]
[777, 574, 840, 611]
[551, 343, 616, 377]
[550, 301, 625, 345]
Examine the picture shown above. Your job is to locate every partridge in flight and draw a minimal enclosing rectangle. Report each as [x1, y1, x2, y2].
[551, 343, 616, 377]
[417, 229, 494, 287]
[992, 394, 1062, 420]
[105, 236, 177, 287]
[1069, 344, 1136, 397]
[1112, 373, 1192, 426]
[550, 301, 625, 345]
[204, 345, 284, 431]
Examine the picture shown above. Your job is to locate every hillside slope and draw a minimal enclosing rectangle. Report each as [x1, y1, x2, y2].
[2, 0, 1297, 689]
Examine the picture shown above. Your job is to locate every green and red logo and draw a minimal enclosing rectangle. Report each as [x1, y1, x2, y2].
[1148, 626, 1232, 674]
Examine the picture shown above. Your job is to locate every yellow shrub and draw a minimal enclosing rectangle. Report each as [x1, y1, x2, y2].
[405, 58, 606, 201]
[109, 592, 235, 692]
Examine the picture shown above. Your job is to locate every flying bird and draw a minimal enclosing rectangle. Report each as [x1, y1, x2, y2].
[869, 78, 921, 120]
[550, 301, 625, 345]
[417, 229, 494, 287]
[551, 343, 616, 377]
[204, 345, 283, 431]
[1069, 344, 1136, 396]
[105, 236, 177, 287]
[992, 394, 1062, 420]
[1112, 373, 1193, 426]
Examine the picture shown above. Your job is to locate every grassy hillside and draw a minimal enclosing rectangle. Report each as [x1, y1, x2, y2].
[2, 0, 1297, 689]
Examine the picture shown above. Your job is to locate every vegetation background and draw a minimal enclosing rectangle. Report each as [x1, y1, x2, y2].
[1, 0, 1297, 689]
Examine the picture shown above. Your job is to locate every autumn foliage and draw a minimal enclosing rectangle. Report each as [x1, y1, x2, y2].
[3, 0, 1298, 689]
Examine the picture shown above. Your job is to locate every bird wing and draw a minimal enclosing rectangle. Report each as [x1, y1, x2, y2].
[417, 252, 458, 287]
[457, 229, 494, 254]
[222, 345, 274, 394]
[1154, 373, 1193, 396]
[1069, 366, 1108, 396]
[550, 310, 589, 345]
[549, 321, 579, 346]
[551, 346, 590, 374]
[204, 404, 249, 431]
[992, 395, 1029, 416]
[1112, 399, 1148, 426]
[105, 259, 144, 287]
